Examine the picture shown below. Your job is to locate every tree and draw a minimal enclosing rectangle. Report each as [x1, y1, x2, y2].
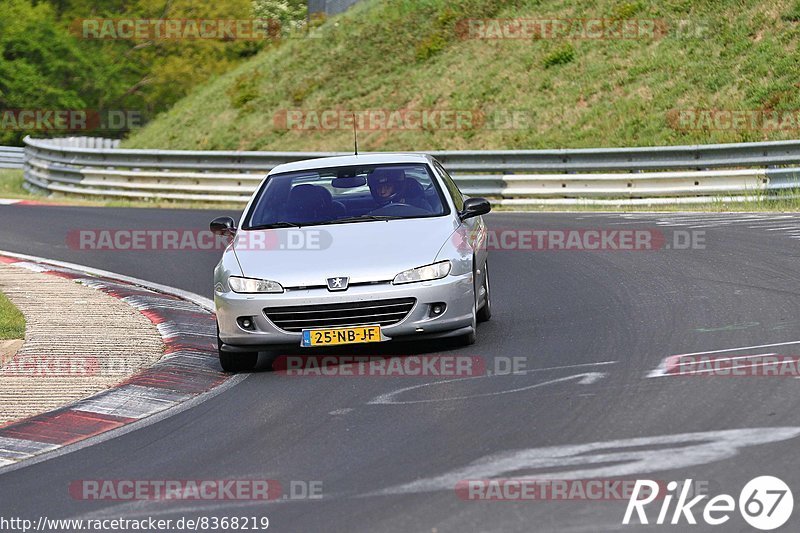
[0, 0, 268, 144]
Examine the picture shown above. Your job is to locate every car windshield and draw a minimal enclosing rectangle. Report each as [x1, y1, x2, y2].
[243, 163, 449, 229]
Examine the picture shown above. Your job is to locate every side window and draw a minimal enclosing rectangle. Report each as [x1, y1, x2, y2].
[433, 161, 464, 211]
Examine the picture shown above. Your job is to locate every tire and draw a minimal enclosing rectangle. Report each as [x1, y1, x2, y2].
[459, 267, 479, 346]
[477, 260, 492, 323]
[217, 323, 258, 373]
[461, 326, 477, 346]
[219, 351, 258, 373]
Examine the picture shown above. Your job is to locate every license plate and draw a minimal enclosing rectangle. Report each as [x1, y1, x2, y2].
[301, 325, 383, 347]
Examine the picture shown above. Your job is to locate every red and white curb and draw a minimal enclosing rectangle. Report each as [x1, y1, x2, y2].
[0, 251, 242, 471]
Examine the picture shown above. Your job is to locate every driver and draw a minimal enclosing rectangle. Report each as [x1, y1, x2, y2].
[368, 168, 431, 211]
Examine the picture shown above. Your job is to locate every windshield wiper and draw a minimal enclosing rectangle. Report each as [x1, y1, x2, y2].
[317, 215, 404, 225]
[247, 217, 402, 230]
[246, 221, 303, 230]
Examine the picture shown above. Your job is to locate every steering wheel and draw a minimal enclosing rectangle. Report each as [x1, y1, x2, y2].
[368, 202, 429, 217]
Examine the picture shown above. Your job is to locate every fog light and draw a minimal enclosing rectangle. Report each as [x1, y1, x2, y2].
[429, 303, 446, 317]
[237, 317, 256, 331]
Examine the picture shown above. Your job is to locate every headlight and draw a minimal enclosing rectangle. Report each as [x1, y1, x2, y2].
[393, 261, 452, 285]
[228, 276, 284, 294]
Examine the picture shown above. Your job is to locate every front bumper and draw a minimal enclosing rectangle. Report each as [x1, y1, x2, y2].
[215, 271, 475, 348]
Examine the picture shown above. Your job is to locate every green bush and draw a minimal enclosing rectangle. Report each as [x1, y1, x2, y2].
[782, 0, 800, 21]
[542, 44, 576, 68]
[227, 69, 264, 109]
[611, 1, 646, 19]
[252, 0, 307, 26]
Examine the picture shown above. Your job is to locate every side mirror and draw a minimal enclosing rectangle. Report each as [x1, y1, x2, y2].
[459, 198, 491, 221]
[210, 216, 237, 236]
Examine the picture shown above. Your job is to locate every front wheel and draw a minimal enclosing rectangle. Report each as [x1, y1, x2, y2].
[460, 327, 477, 346]
[217, 323, 258, 373]
[219, 351, 258, 373]
[477, 260, 492, 323]
[459, 270, 479, 346]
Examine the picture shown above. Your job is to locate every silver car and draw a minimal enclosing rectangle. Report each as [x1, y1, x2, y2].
[211, 154, 491, 372]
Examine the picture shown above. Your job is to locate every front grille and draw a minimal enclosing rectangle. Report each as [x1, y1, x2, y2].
[264, 297, 416, 332]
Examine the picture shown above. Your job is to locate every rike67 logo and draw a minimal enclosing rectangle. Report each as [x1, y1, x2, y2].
[624, 476, 793, 530]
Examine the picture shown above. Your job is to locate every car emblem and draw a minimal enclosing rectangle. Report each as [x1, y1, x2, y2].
[327, 277, 350, 291]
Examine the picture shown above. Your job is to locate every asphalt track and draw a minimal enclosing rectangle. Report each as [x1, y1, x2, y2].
[3, 205, 800, 532]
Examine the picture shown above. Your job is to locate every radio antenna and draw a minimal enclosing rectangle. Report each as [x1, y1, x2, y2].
[352, 113, 359, 156]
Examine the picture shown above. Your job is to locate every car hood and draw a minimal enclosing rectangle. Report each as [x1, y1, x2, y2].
[232, 217, 459, 287]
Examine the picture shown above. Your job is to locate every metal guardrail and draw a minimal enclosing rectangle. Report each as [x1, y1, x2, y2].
[21, 136, 800, 205]
[0, 146, 24, 169]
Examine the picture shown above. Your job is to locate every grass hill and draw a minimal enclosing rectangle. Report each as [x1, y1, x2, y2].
[123, 0, 800, 151]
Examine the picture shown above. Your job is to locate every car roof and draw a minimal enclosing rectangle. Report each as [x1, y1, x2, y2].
[269, 153, 434, 175]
